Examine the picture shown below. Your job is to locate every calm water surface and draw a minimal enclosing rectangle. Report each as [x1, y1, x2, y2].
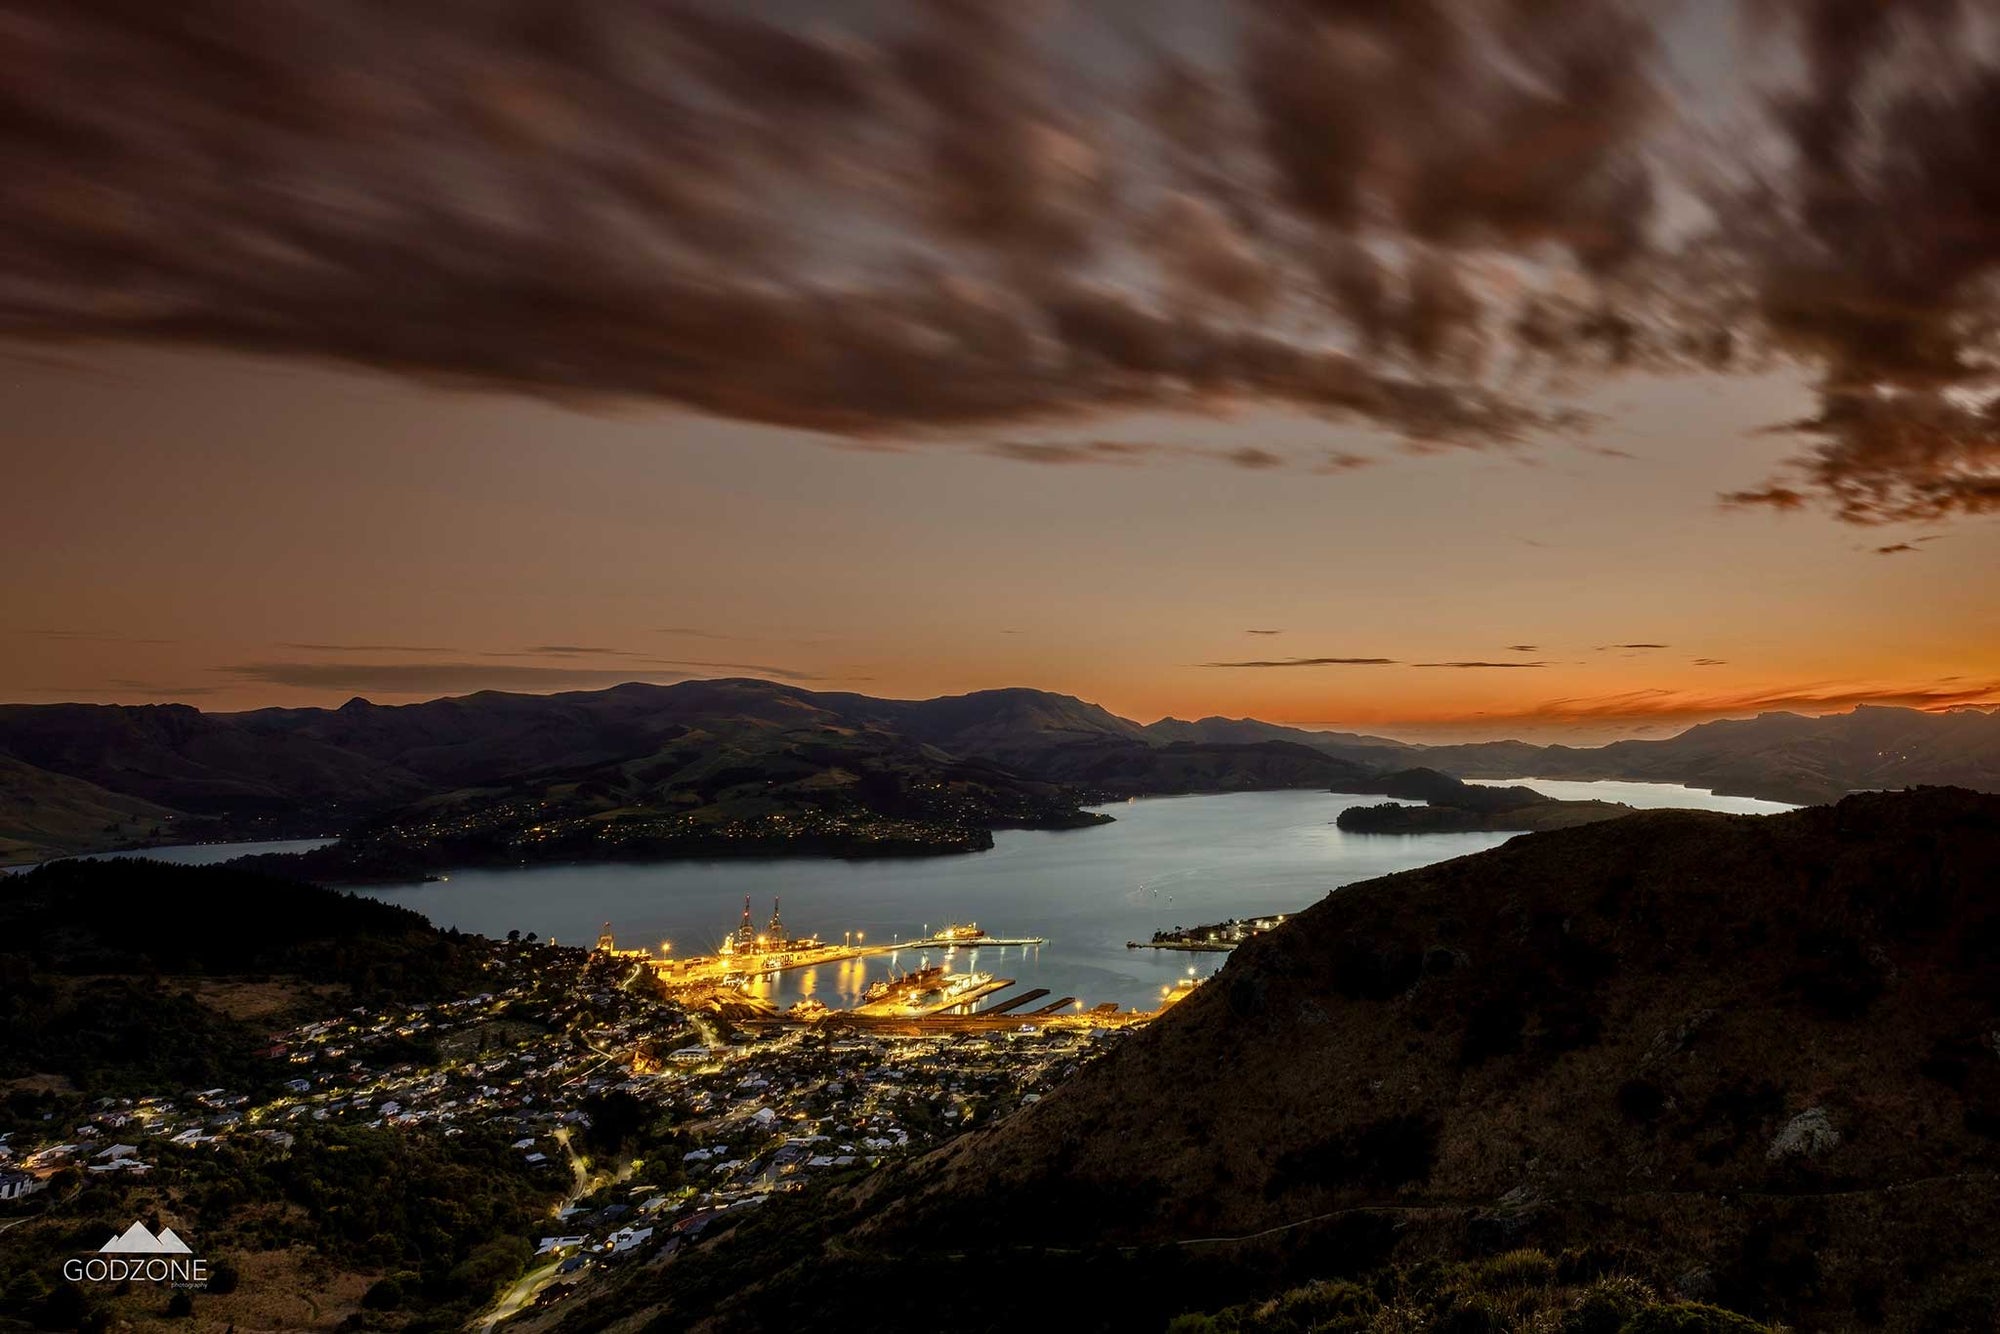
[3, 837, 338, 874]
[1468, 777, 1796, 815]
[338, 783, 1790, 1013]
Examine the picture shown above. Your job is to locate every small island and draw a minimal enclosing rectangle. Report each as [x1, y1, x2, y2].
[1336, 767, 1633, 834]
[1128, 912, 1288, 952]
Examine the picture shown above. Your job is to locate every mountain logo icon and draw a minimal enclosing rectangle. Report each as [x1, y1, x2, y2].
[99, 1222, 193, 1255]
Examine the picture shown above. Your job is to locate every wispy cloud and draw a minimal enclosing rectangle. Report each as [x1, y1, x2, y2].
[9, 679, 225, 699]
[26, 630, 177, 646]
[657, 627, 741, 641]
[1315, 453, 1375, 474]
[278, 642, 457, 654]
[220, 655, 829, 696]
[220, 662, 687, 695]
[1413, 660, 1551, 669]
[645, 658, 828, 682]
[1245, 629, 1284, 636]
[1505, 644, 1540, 653]
[1203, 657, 1398, 669]
[976, 440, 1338, 471]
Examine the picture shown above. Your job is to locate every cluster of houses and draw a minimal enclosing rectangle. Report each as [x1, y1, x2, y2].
[0, 937, 1123, 1317]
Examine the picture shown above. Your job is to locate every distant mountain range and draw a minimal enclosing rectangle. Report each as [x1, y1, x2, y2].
[563, 787, 2000, 1332]
[1413, 704, 2000, 805]
[0, 681, 1994, 866]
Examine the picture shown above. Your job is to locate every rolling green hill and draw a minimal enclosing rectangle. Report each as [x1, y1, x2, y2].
[0, 754, 179, 865]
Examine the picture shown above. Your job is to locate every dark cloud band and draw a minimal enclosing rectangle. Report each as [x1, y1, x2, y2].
[4, 1, 1998, 517]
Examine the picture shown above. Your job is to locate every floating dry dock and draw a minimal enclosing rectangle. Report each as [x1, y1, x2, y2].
[980, 987, 1050, 1016]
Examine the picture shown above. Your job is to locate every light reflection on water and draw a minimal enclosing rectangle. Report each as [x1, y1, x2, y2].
[730, 943, 1051, 1011]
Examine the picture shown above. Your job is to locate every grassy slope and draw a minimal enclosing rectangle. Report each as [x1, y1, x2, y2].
[0, 754, 177, 865]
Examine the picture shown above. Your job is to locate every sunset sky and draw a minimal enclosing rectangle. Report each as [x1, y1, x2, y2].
[5, 0, 1998, 742]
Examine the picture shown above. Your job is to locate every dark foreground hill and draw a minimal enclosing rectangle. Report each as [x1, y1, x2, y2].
[0, 858, 487, 1094]
[553, 788, 2000, 1333]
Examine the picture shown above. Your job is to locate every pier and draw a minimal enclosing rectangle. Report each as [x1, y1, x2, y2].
[735, 1007, 1150, 1037]
[610, 904, 1169, 1034]
[979, 987, 1049, 1016]
[644, 923, 1045, 989]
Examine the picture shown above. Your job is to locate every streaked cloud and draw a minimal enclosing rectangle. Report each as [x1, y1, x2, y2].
[219, 662, 688, 695]
[1, 1, 1997, 525]
[10, 683, 221, 699]
[976, 440, 1348, 471]
[480, 645, 647, 659]
[646, 658, 829, 682]
[26, 630, 177, 646]
[278, 642, 457, 654]
[219, 655, 830, 695]
[1872, 536, 1940, 556]
[657, 627, 741, 641]
[1203, 656, 1398, 669]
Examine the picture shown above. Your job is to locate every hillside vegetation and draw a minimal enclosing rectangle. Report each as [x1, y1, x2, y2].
[0, 858, 486, 1094]
[0, 754, 176, 865]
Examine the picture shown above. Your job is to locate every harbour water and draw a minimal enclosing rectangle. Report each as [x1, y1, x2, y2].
[1465, 777, 1796, 814]
[2, 837, 338, 874]
[329, 782, 1793, 1013]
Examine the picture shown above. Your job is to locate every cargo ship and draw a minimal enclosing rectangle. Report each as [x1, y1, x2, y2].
[862, 965, 949, 1006]
[858, 965, 999, 1014]
[930, 923, 1048, 948]
[908, 969, 994, 1009]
